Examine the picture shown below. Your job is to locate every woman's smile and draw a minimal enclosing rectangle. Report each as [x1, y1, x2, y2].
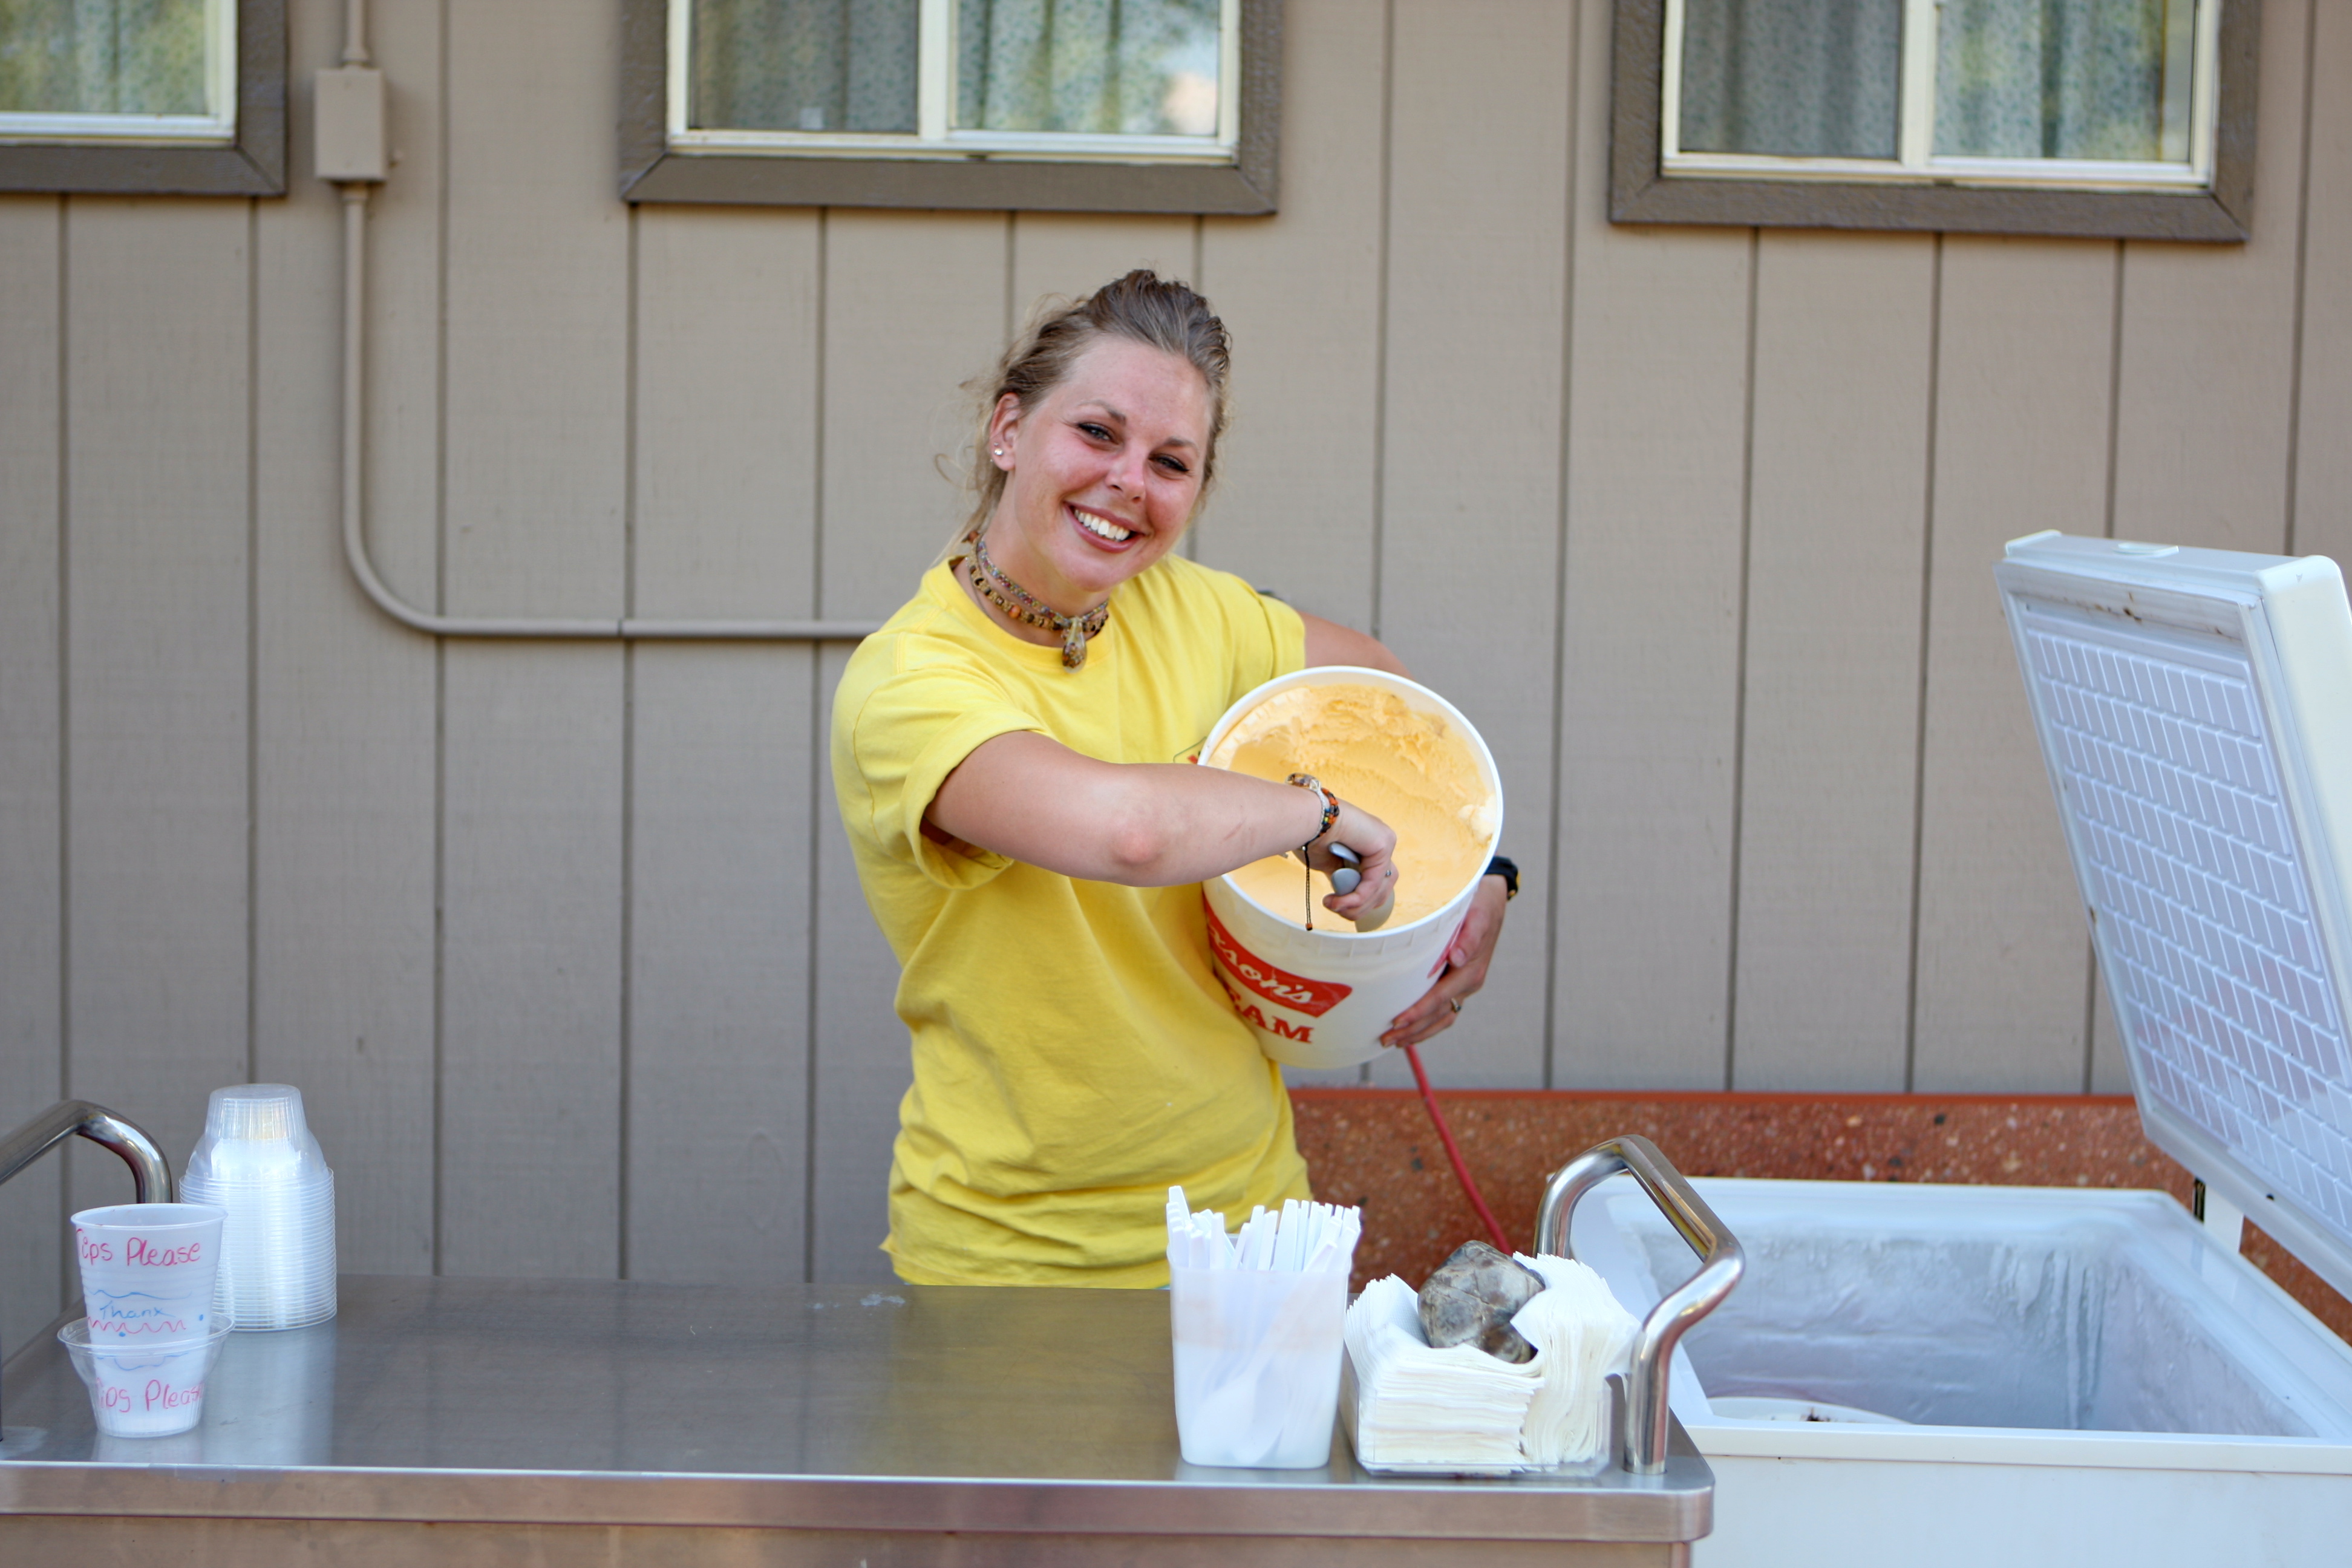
[1070, 504, 1135, 545]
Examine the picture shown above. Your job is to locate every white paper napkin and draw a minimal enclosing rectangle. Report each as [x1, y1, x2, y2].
[1342, 1252, 1638, 1471]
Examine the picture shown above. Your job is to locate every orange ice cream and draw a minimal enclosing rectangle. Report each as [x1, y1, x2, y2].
[1204, 682, 1495, 930]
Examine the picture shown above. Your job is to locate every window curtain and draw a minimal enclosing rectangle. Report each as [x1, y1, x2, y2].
[1936, 0, 2190, 162]
[955, 0, 1219, 137]
[1677, 0, 1904, 158]
[690, 0, 920, 133]
[0, 0, 207, 116]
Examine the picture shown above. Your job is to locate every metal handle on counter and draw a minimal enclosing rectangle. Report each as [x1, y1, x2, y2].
[1535, 1134, 1742, 1475]
[0, 1099, 175, 1205]
[0, 1100, 175, 1432]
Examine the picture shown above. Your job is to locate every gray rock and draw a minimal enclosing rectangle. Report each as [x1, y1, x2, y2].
[1417, 1240, 1546, 1364]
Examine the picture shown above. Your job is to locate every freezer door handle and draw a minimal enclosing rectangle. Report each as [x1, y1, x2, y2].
[1536, 1134, 1744, 1475]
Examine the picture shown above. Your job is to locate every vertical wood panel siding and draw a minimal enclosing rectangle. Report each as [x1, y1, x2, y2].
[0, 197, 66, 1355]
[1195, 2, 1385, 621]
[1370, 0, 1572, 1089]
[62, 198, 255, 1231]
[1555, 0, 1749, 1090]
[2293, 2, 2352, 569]
[434, 0, 631, 1279]
[1009, 214, 1198, 328]
[1911, 239, 2116, 1094]
[1733, 232, 1938, 1091]
[2112, 0, 2311, 563]
[627, 645, 815, 1282]
[1, 0, 2346, 1342]
[253, 109, 440, 1277]
[628, 207, 825, 1279]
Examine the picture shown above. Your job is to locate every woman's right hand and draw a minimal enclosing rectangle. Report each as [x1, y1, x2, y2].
[1306, 799, 1397, 925]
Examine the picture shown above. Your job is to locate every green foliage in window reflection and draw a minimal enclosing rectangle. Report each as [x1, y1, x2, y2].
[688, 0, 1222, 140]
[690, 0, 919, 134]
[0, 0, 208, 117]
[1679, 0, 1904, 159]
[1936, 0, 2189, 163]
[957, 0, 1219, 136]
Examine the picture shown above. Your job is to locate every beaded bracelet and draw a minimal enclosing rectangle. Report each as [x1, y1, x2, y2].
[1286, 773, 1341, 854]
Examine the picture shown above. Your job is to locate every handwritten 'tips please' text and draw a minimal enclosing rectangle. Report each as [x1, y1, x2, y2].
[99, 1376, 205, 1414]
[77, 1232, 204, 1267]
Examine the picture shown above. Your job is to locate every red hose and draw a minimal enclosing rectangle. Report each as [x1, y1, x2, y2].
[1400, 1041, 1515, 1255]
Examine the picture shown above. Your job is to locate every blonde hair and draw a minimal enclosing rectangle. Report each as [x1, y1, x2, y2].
[956, 269, 1232, 546]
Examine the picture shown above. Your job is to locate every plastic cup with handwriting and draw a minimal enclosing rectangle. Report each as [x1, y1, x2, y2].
[58, 1319, 230, 1437]
[71, 1203, 228, 1346]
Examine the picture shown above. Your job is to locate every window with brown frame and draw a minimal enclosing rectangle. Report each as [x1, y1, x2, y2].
[1609, 0, 2255, 241]
[620, 0, 1281, 214]
[0, 0, 286, 196]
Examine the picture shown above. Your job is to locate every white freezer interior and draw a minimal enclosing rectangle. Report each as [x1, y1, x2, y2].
[1579, 1177, 2352, 1441]
[1576, 1178, 2352, 1567]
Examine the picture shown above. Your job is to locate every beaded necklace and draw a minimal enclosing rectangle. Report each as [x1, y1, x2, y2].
[964, 532, 1111, 671]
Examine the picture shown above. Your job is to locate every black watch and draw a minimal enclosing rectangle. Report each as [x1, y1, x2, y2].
[1485, 855, 1519, 900]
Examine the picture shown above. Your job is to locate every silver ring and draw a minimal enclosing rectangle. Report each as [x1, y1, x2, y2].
[1448, 998, 1462, 1015]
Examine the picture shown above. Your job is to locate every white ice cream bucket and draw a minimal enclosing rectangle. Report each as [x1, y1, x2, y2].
[1197, 667, 1503, 1070]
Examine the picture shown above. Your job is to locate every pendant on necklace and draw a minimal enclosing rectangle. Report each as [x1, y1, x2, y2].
[964, 536, 1108, 672]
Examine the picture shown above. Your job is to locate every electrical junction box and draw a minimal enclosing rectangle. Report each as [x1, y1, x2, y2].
[315, 67, 387, 183]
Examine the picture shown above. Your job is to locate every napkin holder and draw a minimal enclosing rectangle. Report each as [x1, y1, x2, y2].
[1343, 1134, 1743, 1477]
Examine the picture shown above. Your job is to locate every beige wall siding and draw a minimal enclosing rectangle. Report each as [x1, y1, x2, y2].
[1, 0, 2345, 1350]
[60, 199, 259, 1306]
[1733, 231, 1938, 1091]
[0, 197, 66, 1354]
[1364, 0, 1573, 1091]
[1556, 0, 1749, 1089]
[2296, 0, 2352, 569]
[627, 208, 825, 1286]
[1912, 238, 2117, 1094]
[253, 138, 440, 1283]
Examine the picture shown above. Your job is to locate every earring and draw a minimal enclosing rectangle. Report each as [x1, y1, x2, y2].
[992, 447, 1004, 457]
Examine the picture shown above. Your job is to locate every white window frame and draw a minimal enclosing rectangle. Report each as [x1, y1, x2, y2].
[0, 0, 238, 148]
[1659, 0, 2221, 195]
[665, 0, 1243, 167]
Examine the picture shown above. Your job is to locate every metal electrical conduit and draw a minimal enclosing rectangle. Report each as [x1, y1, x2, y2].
[332, 4, 880, 644]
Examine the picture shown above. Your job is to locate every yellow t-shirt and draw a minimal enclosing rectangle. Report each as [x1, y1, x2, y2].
[831, 554, 1312, 1287]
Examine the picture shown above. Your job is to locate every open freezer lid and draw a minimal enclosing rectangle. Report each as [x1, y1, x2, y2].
[1998, 532, 2352, 1303]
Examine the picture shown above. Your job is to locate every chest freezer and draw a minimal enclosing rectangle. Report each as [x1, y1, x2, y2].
[1570, 533, 2352, 1567]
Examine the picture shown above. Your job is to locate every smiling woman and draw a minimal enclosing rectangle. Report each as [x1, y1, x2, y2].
[829, 272, 1513, 1287]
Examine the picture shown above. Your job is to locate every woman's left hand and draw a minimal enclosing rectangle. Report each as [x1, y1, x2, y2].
[1380, 874, 1511, 1049]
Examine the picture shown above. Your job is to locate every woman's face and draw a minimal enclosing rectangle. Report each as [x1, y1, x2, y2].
[984, 335, 1212, 614]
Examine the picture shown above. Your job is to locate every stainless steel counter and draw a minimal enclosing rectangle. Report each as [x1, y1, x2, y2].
[0, 1276, 1710, 1566]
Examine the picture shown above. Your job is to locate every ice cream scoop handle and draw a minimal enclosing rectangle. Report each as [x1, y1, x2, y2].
[1333, 845, 1396, 932]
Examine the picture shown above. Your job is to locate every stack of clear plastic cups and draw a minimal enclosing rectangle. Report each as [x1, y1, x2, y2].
[179, 1084, 338, 1330]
